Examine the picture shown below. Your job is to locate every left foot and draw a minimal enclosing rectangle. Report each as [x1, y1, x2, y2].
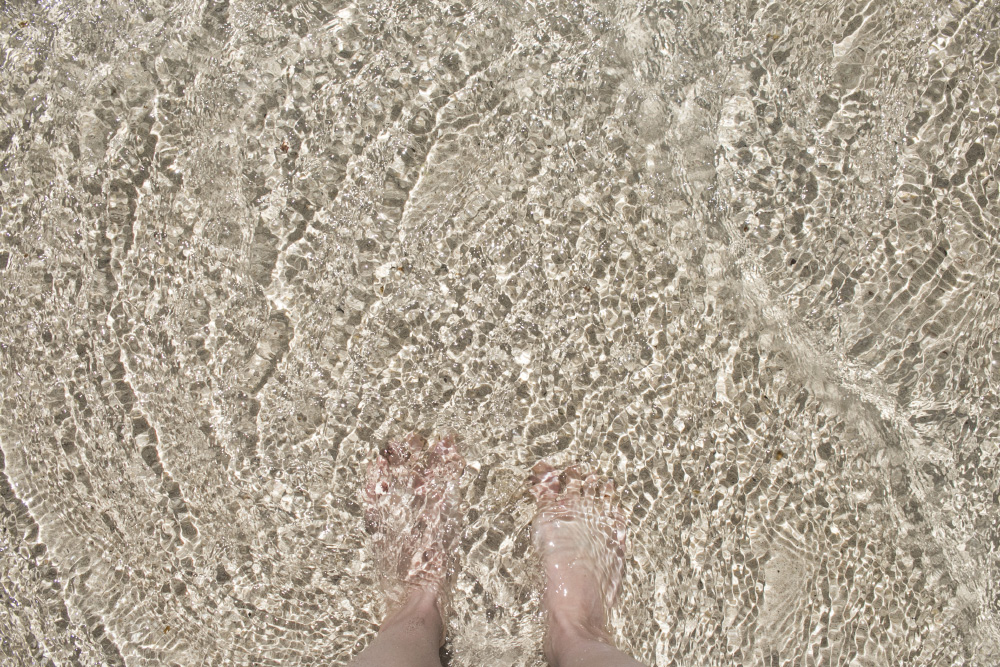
[363, 433, 465, 627]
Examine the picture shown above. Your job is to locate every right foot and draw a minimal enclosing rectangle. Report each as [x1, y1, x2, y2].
[529, 462, 627, 654]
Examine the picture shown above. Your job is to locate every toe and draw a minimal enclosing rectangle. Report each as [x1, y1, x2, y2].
[530, 462, 560, 502]
[612, 510, 627, 546]
[381, 440, 409, 466]
[407, 433, 429, 455]
[582, 474, 603, 498]
[530, 461, 556, 483]
[364, 507, 380, 534]
[433, 433, 455, 452]
[559, 464, 585, 488]
[364, 457, 388, 500]
[561, 465, 586, 495]
[599, 480, 616, 510]
[428, 434, 464, 473]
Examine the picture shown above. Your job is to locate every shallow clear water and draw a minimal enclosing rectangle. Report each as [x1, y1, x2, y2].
[1, 0, 999, 664]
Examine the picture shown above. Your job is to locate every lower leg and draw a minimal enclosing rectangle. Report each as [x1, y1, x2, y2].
[545, 619, 645, 667]
[347, 587, 443, 667]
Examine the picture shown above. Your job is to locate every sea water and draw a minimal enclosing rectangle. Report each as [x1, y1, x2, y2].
[1, 0, 998, 665]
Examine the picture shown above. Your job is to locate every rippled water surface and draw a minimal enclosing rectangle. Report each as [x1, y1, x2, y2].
[2, 0, 1000, 664]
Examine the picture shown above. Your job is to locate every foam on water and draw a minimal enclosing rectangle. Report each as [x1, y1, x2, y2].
[1, 0, 999, 665]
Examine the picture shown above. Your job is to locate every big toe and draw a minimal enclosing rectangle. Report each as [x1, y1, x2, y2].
[530, 461, 561, 502]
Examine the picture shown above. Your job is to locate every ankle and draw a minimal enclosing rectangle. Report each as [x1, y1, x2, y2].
[380, 587, 443, 638]
[544, 612, 612, 663]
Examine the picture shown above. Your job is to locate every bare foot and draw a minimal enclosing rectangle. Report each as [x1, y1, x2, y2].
[363, 433, 465, 632]
[530, 462, 627, 658]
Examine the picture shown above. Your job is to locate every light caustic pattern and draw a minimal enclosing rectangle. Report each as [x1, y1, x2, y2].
[1, 0, 999, 665]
